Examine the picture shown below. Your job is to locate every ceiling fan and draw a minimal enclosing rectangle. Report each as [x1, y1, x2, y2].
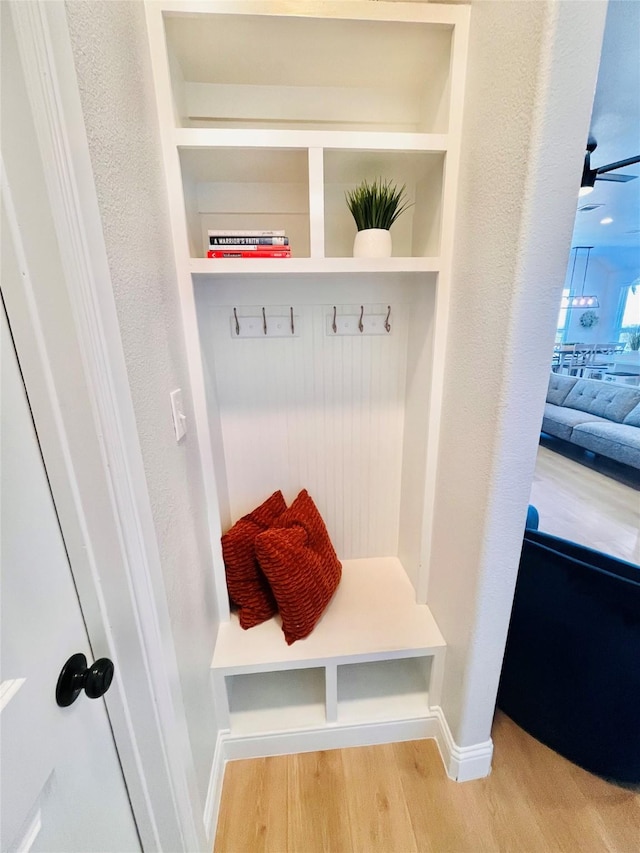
[580, 135, 640, 196]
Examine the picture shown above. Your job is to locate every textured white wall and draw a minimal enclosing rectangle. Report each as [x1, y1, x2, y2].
[65, 0, 220, 804]
[427, 0, 607, 748]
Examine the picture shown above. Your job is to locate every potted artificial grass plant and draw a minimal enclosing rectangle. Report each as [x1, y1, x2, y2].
[346, 177, 413, 258]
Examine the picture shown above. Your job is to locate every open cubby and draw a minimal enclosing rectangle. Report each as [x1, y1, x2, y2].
[324, 149, 444, 258]
[225, 668, 326, 734]
[164, 12, 453, 132]
[337, 657, 432, 723]
[178, 147, 310, 258]
[178, 145, 444, 263]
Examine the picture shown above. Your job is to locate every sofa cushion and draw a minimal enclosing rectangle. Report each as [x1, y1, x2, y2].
[546, 372, 579, 406]
[542, 403, 609, 441]
[221, 490, 286, 629]
[563, 380, 640, 423]
[571, 421, 640, 469]
[623, 400, 640, 428]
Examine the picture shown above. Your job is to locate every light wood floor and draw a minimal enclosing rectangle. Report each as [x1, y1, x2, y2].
[214, 711, 640, 853]
[215, 446, 640, 852]
[530, 441, 640, 564]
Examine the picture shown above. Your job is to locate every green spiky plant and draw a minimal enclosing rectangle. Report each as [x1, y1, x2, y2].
[345, 178, 413, 231]
[628, 326, 640, 351]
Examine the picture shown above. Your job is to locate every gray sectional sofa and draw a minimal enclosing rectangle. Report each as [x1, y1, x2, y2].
[543, 373, 640, 469]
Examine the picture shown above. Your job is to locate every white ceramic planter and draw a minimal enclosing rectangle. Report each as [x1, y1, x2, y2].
[353, 228, 392, 258]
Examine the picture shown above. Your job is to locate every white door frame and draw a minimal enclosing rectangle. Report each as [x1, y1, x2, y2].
[2, 2, 207, 850]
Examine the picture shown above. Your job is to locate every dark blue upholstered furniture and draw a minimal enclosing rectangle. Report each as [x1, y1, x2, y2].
[525, 504, 539, 531]
[498, 520, 640, 784]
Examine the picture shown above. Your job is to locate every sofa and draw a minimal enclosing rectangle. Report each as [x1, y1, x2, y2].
[498, 513, 640, 784]
[543, 373, 640, 469]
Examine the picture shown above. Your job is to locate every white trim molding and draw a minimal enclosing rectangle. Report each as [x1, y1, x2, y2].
[432, 706, 494, 782]
[203, 732, 227, 844]
[222, 718, 441, 763]
[4, 2, 206, 849]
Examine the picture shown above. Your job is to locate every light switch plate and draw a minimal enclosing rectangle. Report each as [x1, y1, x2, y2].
[170, 388, 186, 441]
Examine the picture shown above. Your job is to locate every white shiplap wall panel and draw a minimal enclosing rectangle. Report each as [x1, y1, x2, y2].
[200, 301, 409, 559]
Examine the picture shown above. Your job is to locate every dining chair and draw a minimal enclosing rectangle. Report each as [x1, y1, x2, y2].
[558, 342, 593, 376]
[585, 342, 622, 379]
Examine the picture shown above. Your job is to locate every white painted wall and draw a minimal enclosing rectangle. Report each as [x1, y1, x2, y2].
[65, 0, 220, 805]
[427, 0, 607, 748]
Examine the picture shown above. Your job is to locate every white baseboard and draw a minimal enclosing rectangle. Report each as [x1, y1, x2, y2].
[222, 716, 440, 762]
[204, 710, 493, 840]
[432, 705, 494, 782]
[203, 731, 227, 843]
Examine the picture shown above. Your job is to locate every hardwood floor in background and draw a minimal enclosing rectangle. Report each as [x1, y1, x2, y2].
[215, 445, 640, 852]
[214, 712, 640, 853]
[530, 441, 640, 564]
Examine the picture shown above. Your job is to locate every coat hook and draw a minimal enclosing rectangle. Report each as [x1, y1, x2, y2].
[332, 306, 337, 334]
[262, 307, 267, 335]
[290, 306, 295, 335]
[233, 307, 240, 336]
[358, 305, 364, 333]
[385, 305, 391, 333]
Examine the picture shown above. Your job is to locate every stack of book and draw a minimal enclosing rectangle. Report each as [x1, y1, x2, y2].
[207, 230, 291, 259]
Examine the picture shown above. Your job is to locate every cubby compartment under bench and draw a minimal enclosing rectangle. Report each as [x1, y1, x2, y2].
[212, 557, 445, 745]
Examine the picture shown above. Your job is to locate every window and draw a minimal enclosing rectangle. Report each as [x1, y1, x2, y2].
[556, 288, 571, 342]
[619, 284, 640, 345]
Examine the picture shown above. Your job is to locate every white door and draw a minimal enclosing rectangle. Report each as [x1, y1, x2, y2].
[1, 304, 141, 853]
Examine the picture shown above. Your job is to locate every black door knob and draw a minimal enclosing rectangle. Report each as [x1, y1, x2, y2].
[56, 652, 114, 707]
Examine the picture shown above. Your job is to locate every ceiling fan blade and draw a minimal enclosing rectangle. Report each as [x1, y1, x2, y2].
[595, 173, 637, 183]
[596, 154, 640, 174]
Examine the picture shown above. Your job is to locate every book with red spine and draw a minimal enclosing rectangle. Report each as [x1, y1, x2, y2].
[207, 249, 292, 259]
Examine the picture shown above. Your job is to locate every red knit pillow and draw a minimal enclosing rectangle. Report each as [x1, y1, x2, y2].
[221, 491, 286, 629]
[255, 490, 342, 644]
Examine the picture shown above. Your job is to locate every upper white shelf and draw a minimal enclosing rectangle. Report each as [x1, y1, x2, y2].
[162, 4, 456, 133]
[175, 128, 448, 153]
[211, 557, 446, 674]
[190, 257, 440, 277]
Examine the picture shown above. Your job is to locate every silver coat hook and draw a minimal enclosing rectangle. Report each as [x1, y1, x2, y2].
[290, 306, 295, 335]
[385, 305, 391, 333]
[358, 305, 364, 333]
[233, 307, 240, 336]
[262, 307, 267, 335]
[332, 306, 337, 334]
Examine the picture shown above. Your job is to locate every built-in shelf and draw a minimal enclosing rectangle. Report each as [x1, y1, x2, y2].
[190, 257, 441, 277]
[226, 668, 326, 735]
[164, 9, 454, 133]
[148, 0, 469, 759]
[174, 128, 449, 153]
[212, 558, 445, 673]
[337, 657, 431, 723]
[179, 144, 445, 260]
[212, 559, 445, 736]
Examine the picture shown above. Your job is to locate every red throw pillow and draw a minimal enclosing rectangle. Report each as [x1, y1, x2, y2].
[255, 490, 341, 644]
[221, 491, 286, 629]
